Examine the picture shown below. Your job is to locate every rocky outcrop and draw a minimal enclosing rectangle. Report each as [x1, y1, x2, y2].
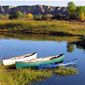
[0, 5, 68, 15]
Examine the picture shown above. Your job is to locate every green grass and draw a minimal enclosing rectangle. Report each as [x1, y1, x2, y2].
[0, 64, 78, 85]
[0, 20, 85, 36]
[0, 65, 52, 85]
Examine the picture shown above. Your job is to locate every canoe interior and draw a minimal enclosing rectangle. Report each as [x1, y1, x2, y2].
[9, 52, 36, 60]
[2, 52, 37, 66]
[21, 54, 64, 63]
[16, 54, 64, 69]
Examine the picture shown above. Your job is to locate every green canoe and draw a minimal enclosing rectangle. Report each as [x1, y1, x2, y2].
[16, 54, 64, 69]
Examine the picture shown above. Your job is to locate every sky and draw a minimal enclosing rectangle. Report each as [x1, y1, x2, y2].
[0, 0, 85, 6]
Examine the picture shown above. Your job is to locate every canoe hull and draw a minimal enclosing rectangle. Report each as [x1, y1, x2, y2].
[16, 54, 64, 69]
[38, 59, 77, 69]
[3, 53, 37, 66]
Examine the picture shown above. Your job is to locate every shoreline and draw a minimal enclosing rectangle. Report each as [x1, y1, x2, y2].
[0, 20, 85, 36]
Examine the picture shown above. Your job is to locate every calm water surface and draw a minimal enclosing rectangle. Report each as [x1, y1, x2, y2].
[0, 34, 85, 85]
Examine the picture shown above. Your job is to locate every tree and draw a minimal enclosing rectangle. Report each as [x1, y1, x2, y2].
[16, 11, 25, 18]
[79, 11, 85, 21]
[26, 13, 33, 20]
[9, 11, 25, 19]
[67, 1, 77, 19]
[76, 6, 85, 21]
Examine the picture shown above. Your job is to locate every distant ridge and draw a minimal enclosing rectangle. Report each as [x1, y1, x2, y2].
[0, 5, 68, 15]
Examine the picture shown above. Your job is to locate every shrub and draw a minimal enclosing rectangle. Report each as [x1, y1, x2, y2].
[34, 15, 42, 20]
[26, 13, 33, 20]
[42, 14, 53, 20]
[0, 14, 8, 20]
[9, 11, 25, 19]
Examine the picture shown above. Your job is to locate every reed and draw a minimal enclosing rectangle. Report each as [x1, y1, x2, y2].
[0, 64, 78, 85]
[54, 66, 78, 76]
[0, 65, 52, 85]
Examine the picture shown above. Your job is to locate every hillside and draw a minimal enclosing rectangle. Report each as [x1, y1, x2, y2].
[0, 5, 68, 15]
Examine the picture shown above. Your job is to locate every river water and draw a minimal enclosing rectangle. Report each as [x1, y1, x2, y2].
[0, 34, 85, 85]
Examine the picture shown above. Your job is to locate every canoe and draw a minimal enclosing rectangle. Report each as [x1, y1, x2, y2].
[2, 52, 37, 66]
[16, 54, 64, 69]
[38, 59, 77, 69]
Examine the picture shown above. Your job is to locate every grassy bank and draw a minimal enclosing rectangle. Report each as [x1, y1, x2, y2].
[0, 20, 85, 36]
[0, 33, 80, 42]
[0, 64, 78, 85]
[0, 65, 52, 85]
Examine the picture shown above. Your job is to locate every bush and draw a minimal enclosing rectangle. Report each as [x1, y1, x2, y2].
[9, 11, 25, 19]
[0, 14, 8, 20]
[34, 15, 42, 20]
[26, 13, 33, 20]
[42, 14, 53, 20]
[53, 14, 68, 20]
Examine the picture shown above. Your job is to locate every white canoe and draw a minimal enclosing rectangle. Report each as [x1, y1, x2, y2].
[2, 52, 37, 66]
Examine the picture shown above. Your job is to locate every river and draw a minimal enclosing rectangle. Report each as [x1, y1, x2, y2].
[0, 33, 85, 85]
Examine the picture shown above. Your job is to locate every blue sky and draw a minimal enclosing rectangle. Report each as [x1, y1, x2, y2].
[0, 0, 85, 6]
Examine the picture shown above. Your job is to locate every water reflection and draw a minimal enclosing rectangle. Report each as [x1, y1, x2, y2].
[0, 33, 79, 42]
[0, 33, 85, 59]
[67, 43, 75, 53]
[0, 33, 85, 52]
[72, 38, 85, 50]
